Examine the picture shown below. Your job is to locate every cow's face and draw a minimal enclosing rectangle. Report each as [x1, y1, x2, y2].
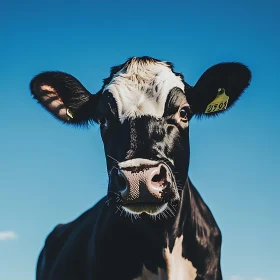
[30, 56, 251, 217]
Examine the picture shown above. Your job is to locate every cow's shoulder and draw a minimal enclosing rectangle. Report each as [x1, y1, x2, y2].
[187, 178, 222, 239]
[36, 197, 106, 280]
[182, 178, 222, 279]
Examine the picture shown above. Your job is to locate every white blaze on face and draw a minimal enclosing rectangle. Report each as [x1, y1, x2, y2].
[103, 58, 185, 122]
[163, 236, 197, 280]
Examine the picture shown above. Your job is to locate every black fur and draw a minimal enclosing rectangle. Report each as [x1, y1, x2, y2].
[187, 62, 251, 118]
[30, 71, 100, 126]
[36, 179, 221, 280]
[30, 56, 252, 280]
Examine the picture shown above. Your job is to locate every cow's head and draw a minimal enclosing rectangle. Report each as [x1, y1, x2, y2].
[30, 57, 251, 218]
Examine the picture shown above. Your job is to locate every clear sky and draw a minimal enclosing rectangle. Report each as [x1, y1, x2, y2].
[0, 1, 279, 279]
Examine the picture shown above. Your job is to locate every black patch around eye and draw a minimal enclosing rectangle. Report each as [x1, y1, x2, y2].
[164, 87, 186, 116]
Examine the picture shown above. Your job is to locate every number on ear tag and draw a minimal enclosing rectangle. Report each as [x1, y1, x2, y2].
[205, 88, 229, 114]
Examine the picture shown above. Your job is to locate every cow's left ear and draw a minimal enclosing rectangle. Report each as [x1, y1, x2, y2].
[187, 62, 251, 117]
[30, 71, 100, 126]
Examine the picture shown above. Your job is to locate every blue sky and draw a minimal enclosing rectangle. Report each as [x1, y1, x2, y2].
[0, 0, 279, 279]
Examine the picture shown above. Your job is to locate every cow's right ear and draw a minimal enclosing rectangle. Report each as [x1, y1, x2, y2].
[30, 72, 100, 126]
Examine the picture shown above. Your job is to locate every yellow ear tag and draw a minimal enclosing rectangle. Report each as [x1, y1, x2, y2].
[66, 108, 74, 119]
[205, 88, 229, 114]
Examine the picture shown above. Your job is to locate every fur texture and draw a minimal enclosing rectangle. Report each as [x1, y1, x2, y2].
[30, 56, 252, 280]
[103, 57, 185, 122]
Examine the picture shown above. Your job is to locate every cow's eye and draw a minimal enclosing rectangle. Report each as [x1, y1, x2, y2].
[98, 117, 108, 127]
[179, 106, 189, 121]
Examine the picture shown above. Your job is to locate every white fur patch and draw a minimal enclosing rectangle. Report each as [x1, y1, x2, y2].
[163, 236, 197, 280]
[103, 58, 185, 122]
[134, 236, 196, 280]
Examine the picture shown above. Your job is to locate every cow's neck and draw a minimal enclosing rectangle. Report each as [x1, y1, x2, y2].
[91, 179, 197, 279]
[105, 178, 194, 262]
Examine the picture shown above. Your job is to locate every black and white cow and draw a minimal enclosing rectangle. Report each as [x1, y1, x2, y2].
[30, 56, 251, 280]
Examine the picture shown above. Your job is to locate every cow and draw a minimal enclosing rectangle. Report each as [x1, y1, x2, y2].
[30, 56, 251, 280]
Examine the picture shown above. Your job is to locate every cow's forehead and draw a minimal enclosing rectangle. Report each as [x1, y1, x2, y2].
[103, 57, 185, 122]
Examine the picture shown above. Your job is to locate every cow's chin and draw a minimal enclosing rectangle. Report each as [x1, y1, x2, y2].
[122, 202, 168, 216]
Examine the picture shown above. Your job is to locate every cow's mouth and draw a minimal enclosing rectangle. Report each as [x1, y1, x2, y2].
[122, 202, 168, 215]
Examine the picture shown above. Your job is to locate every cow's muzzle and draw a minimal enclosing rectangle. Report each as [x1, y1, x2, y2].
[112, 158, 176, 215]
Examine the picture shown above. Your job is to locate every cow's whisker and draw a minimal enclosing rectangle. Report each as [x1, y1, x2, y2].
[106, 155, 119, 164]
[108, 191, 121, 196]
[167, 206, 176, 217]
[108, 166, 119, 175]
[169, 204, 177, 213]
[105, 198, 113, 205]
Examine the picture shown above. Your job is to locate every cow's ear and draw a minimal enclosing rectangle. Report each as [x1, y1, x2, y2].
[30, 72, 100, 126]
[187, 63, 251, 117]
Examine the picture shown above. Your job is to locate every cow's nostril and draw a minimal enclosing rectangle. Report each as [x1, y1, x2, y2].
[117, 170, 127, 191]
[151, 165, 167, 185]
